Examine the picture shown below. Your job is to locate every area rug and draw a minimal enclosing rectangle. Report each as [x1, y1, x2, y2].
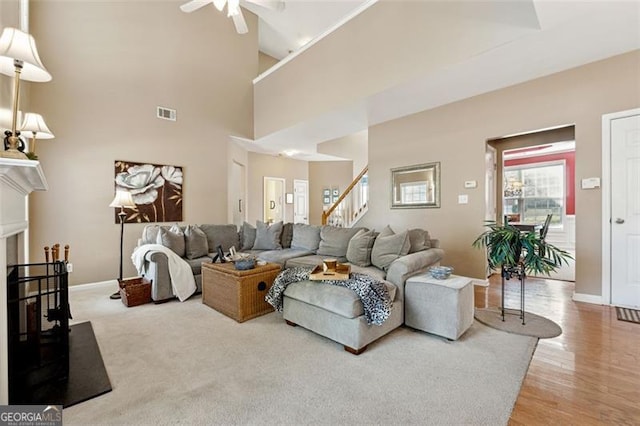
[616, 306, 640, 324]
[64, 281, 538, 425]
[475, 307, 562, 338]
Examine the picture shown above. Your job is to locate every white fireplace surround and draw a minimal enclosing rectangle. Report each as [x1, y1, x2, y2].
[0, 158, 48, 404]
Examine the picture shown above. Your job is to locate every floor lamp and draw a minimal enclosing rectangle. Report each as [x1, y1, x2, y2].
[109, 190, 136, 299]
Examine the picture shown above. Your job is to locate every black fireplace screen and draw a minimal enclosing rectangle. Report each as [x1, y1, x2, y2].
[7, 261, 70, 403]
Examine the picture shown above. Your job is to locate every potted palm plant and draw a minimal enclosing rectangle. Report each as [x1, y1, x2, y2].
[472, 221, 572, 276]
[473, 220, 573, 325]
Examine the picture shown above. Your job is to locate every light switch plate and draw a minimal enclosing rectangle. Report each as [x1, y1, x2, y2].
[464, 180, 477, 189]
[458, 194, 469, 204]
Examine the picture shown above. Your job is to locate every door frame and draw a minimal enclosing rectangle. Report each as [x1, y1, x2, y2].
[601, 107, 640, 305]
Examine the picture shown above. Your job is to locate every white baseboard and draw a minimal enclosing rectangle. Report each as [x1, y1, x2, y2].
[70, 280, 117, 290]
[473, 279, 489, 287]
[572, 292, 603, 305]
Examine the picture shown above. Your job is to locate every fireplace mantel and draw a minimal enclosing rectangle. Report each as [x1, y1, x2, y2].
[0, 158, 48, 404]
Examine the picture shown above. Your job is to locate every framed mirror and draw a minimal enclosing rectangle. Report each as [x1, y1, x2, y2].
[391, 162, 441, 208]
[264, 177, 285, 223]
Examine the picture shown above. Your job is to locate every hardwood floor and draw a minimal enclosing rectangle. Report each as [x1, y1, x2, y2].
[474, 276, 640, 425]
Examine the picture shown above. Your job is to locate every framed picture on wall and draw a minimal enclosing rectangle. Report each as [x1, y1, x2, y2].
[323, 188, 330, 197]
[332, 188, 339, 197]
[323, 196, 331, 205]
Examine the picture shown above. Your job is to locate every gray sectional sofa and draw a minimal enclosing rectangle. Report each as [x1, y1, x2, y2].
[135, 221, 444, 354]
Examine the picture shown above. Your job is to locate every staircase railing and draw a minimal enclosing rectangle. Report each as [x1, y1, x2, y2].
[322, 166, 369, 227]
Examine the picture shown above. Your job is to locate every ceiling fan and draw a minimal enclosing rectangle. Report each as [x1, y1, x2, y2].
[180, 0, 284, 35]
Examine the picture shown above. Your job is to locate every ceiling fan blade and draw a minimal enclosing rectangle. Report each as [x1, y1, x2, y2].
[244, 0, 285, 12]
[231, 10, 248, 34]
[213, 0, 227, 12]
[180, 0, 211, 13]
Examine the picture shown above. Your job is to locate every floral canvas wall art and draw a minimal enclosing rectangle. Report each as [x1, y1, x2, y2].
[114, 160, 183, 223]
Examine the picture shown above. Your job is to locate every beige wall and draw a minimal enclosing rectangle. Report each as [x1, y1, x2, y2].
[317, 130, 368, 178]
[308, 161, 353, 225]
[246, 152, 308, 225]
[28, 1, 257, 285]
[254, 1, 537, 138]
[258, 52, 279, 75]
[361, 51, 640, 297]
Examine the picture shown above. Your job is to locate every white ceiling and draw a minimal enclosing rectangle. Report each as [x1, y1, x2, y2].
[243, 0, 368, 60]
[241, 0, 640, 161]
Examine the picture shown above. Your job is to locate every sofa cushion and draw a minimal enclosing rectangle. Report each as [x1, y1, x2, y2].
[291, 224, 321, 251]
[253, 221, 283, 250]
[346, 229, 377, 267]
[184, 225, 209, 259]
[281, 223, 294, 249]
[256, 248, 314, 267]
[200, 224, 240, 252]
[408, 228, 431, 252]
[185, 256, 210, 276]
[371, 226, 410, 271]
[284, 254, 325, 269]
[317, 226, 365, 258]
[157, 224, 186, 257]
[283, 279, 397, 319]
[240, 222, 256, 250]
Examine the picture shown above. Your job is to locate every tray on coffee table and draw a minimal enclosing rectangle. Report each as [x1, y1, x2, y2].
[309, 263, 351, 281]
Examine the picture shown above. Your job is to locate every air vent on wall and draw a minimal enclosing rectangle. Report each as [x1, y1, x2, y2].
[157, 106, 176, 121]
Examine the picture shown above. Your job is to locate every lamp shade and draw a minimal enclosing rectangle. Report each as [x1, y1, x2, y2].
[0, 27, 52, 82]
[109, 190, 136, 209]
[20, 112, 54, 139]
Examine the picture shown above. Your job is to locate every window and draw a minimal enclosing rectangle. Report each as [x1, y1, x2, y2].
[504, 162, 564, 226]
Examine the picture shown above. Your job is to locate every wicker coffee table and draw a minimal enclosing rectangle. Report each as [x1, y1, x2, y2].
[201, 262, 281, 322]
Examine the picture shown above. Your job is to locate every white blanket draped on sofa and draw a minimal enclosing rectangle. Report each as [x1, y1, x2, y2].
[131, 244, 197, 302]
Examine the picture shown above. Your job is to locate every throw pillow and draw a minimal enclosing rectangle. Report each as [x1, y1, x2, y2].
[240, 221, 256, 250]
[184, 225, 209, 259]
[291, 224, 322, 251]
[156, 224, 186, 257]
[281, 222, 294, 249]
[141, 225, 162, 245]
[317, 226, 365, 258]
[346, 229, 377, 267]
[371, 226, 410, 271]
[252, 221, 283, 250]
[408, 228, 431, 253]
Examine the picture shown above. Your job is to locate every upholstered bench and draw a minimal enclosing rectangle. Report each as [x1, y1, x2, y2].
[405, 274, 474, 340]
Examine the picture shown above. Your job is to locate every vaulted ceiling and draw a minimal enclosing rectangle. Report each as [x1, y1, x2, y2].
[242, 0, 639, 160]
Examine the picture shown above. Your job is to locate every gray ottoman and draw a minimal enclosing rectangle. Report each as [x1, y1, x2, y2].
[405, 274, 474, 340]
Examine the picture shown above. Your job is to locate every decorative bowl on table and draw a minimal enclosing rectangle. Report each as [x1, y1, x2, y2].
[429, 266, 454, 280]
[231, 254, 256, 270]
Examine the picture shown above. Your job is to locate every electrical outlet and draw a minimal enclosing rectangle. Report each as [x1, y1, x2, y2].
[66, 263, 73, 273]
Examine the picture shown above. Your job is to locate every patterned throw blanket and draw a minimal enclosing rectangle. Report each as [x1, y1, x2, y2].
[265, 266, 391, 326]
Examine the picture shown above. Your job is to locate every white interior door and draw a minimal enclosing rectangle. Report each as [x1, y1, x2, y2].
[611, 113, 640, 308]
[293, 179, 309, 224]
[230, 161, 245, 227]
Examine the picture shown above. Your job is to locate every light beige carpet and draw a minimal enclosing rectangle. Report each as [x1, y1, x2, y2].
[64, 281, 537, 425]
